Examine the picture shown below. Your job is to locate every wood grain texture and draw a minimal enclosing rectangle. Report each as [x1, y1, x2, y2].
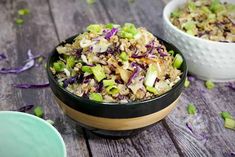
[1, 0, 235, 157]
[49, 0, 180, 156]
[165, 80, 235, 157]
[0, 1, 89, 157]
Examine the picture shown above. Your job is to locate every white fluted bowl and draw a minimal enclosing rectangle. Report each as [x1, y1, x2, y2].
[163, 0, 235, 82]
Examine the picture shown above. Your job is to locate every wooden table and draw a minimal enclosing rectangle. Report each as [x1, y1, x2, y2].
[0, 0, 235, 156]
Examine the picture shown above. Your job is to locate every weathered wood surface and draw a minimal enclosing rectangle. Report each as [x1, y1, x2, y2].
[0, 1, 89, 157]
[0, 0, 235, 157]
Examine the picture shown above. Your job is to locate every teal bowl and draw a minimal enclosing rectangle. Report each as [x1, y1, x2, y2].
[0, 111, 66, 157]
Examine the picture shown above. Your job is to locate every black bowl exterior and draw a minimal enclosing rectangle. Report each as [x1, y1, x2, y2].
[47, 35, 187, 132]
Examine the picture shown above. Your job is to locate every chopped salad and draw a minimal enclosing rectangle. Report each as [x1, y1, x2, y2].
[50, 23, 183, 103]
[170, 0, 235, 42]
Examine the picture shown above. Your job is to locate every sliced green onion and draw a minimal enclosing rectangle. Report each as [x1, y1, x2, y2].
[119, 51, 128, 61]
[173, 54, 183, 69]
[105, 23, 120, 29]
[184, 77, 190, 88]
[81, 66, 92, 73]
[66, 56, 76, 69]
[15, 18, 24, 25]
[18, 9, 30, 15]
[103, 79, 116, 87]
[224, 118, 235, 130]
[86, 0, 96, 5]
[106, 85, 119, 96]
[89, 92, 103, 102]
[46, 119, 54, 125]
[33, 106, 44, 118]
[120, 31, 133, 39]
[221, 111, 233, 120]
[187, 103, 197, 115]
[205, 80, 215, 90]
[182, 21, 197, 36]
[168, 50, 175, 56]
[187, 1, 196, 12]
[146, 86, 158, 95]
[171, 9, 182, 18]
[91, 64, 106, 82]
[144, 64, 158, 87]
[53, 61, 65, 72]
[120, 23, 138, 39]
[87, 24, 101, 33]
[210, 0, 224, 13]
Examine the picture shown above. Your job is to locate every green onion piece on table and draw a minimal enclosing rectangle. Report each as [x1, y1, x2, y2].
[187, 103, 197, 115]
[33, 106, 44, 118]
[15, 18, 24, 25]
[184, 77, 190, 88]
[46, 119, 54, 125]
[221, 111, 233, 120]
[86, 0, 96, 5]
[18, 9, 30, 15]
[224, 118, 235, 130]
[205, 80, 215, 90]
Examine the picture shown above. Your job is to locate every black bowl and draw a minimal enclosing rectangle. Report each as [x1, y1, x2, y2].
[47, 35, 187, 137]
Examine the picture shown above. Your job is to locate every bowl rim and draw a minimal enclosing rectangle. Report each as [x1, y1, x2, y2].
[163, 0, 235, 45]
[0, 111, 67, 157]
[47, 34, 187, 106]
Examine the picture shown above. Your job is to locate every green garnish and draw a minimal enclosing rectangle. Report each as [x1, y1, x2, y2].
[119, 51, 129, 61]
[66, 56, 76, 69]
[173, 54, 183, 69]
[105, 23, 120, 29]
[87, 24, 101, 33]
[221, 111, 233, 120]
[168, 50, 175, 56]
[91, 64, 106, 82]
[144, 64, 159, 87]
[89, 92, 103, 102]
[184, 77, 190, 88]
[210, 0, 224, 13]
[182, 21, 197, 35]
[103, 79, 116, 87]
[53, 61, 65, 72]
[86, 0, 96, 5]
[37, 56, 44, 64]
[171, 9, 182, 18]
[120, 23, 138, 39]
[106, 85, 119, 96]
[187, 103, 197, 115]
[18, 9, 30, 15]
[46, 119, 54, 125]
[33, 106, 44, 118]
[15, 18, 24, 25]
[224, 118, 235, 130]
[81, 66, 92, 73]
[205, 80, 215, 90]
[187, 1, 196, 12]
[146, 86, 158, 95]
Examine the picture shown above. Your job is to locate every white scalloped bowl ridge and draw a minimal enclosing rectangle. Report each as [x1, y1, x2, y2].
[163, 0, 235, 82]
